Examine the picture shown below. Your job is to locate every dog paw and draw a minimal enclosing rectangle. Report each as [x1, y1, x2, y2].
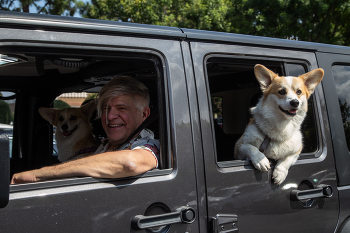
[272, 167, 288, 185]
[251, 156, 270, 171]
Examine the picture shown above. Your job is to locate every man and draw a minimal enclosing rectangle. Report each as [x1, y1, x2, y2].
[11, 76, 160, 184]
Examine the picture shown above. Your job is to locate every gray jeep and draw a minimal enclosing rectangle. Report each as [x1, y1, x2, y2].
[0, 11, 349, 233]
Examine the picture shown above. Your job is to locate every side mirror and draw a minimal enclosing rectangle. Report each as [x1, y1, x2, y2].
[0, 134, 9, 208]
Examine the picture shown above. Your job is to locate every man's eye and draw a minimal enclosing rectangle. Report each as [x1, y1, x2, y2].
[278, 89, 287, 95]
[58, 116, 64, 121]
[70, 116, 77, 120]
[296, 90, 302, 95]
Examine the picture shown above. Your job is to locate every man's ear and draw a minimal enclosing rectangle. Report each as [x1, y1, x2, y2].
[39, 108, 58, 126]
[254, 64, 278, 91]
[142, 107, 151, 121]
[300, 68, 324, 95]
[81, 100, 97, 117]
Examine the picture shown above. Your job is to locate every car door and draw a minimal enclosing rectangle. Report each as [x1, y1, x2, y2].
[184, 32, 339, 233]
[316, 51, 350, 232]
[0, 12, 199, 233]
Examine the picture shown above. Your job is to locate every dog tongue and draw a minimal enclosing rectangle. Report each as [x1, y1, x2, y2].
[289, 109, 297, 114]
[63, 131, 70, 136]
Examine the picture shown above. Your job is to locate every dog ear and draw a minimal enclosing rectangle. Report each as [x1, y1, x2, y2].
[81, 99, 96, 117]
[254, 64, 277, 91]
[39, 108, 58, 126]
[300, 68, 324, 96]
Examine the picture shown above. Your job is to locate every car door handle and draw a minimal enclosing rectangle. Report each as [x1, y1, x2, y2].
[131, 206, 195, 230]
[290, 184, 333, 201]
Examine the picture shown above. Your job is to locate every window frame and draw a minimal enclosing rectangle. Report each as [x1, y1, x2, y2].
[5, 46, 173, 193]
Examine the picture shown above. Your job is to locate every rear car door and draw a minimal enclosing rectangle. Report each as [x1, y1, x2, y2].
[317, 51, 350, 232]
[185, 31, 339, 232]
[0, 12, 199, 233]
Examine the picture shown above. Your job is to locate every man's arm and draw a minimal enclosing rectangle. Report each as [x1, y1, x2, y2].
[11, 149, 157, 184]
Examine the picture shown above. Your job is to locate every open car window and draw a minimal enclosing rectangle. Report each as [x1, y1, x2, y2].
[0, 50, 169, 189]
[206, 58, 319, 163]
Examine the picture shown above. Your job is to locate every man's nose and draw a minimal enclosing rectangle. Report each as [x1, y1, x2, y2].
[107, 108, 119, 119]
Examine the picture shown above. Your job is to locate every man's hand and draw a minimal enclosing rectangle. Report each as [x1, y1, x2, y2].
[11, 170, 38, 184]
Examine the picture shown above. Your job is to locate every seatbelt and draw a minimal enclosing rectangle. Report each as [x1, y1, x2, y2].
[125, 106, 159, 143]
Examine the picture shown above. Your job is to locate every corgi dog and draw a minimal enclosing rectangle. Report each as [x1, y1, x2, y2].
[39, 100, 98, 162]
[234, 64, 324, 185]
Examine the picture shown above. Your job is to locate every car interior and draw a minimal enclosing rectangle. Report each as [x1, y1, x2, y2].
[0, 47, 167, 181]
[206, 58, 317, 162]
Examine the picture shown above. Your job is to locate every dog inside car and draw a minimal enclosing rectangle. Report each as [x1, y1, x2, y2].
[234, 64, 324, 185]
[39, 100, 98, 162]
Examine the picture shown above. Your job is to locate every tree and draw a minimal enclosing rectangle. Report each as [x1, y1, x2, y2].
[231, 0, 350, 45]
[53, 99, 70, 109]
[1, 0, 44, 12]
[0, 100, 13, 124]
[37, 0, 83, 16]
[82, 0, 350, 46]
[82, 0, 231, 32]
[211, 96, 222, 117]
[3, 0, 350, 46]
[84, 93, 98, 102]
[0, 0, 83, 15]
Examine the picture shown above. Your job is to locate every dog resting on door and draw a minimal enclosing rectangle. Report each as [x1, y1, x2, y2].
[39, 100, 98, 162]
[234, 64, 324, 185]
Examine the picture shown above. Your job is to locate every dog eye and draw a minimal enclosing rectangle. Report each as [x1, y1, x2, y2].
[58, 116, 64, 121]
[70, 116, 77, 120]
[296, 90, 302, 95]
[278, 89, 287, 95]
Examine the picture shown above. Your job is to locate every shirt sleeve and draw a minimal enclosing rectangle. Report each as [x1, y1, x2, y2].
[131, 138, 160, 168]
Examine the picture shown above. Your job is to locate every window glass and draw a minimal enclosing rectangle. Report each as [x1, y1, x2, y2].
[0, 91, 15, 158]
[207, 59, 318, 162]
[287, 64, 317, 153]
[332, 65, 350, 150]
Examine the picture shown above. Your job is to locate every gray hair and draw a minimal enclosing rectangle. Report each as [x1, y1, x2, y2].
[96, 76, 150, 119]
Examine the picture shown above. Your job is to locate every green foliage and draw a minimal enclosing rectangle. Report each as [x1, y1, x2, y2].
[0, 100, 13, 124]
[211, 96, 222, 117]
[53, 99, 70, 109]
[2, 0, 350, 46]
[0, 0, 83, 15]
[85, 93, 98, 102]
[240, 0, 350, 45]
[37, 0, 83, 16]
[81, 0, 350, 45]
[82, 0, 231, 32]
[82, 93, 98, 106]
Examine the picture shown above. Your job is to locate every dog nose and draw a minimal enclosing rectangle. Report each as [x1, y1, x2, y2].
[61, 124, 68, 131]
[290, 99, 299, 108]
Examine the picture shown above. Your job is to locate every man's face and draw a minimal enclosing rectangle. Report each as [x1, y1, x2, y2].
[101, 94, 150, 147]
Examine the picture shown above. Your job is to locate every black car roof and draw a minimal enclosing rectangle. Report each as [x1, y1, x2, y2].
[1, 11, 350, 55]
[0, 11, 184, 39]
